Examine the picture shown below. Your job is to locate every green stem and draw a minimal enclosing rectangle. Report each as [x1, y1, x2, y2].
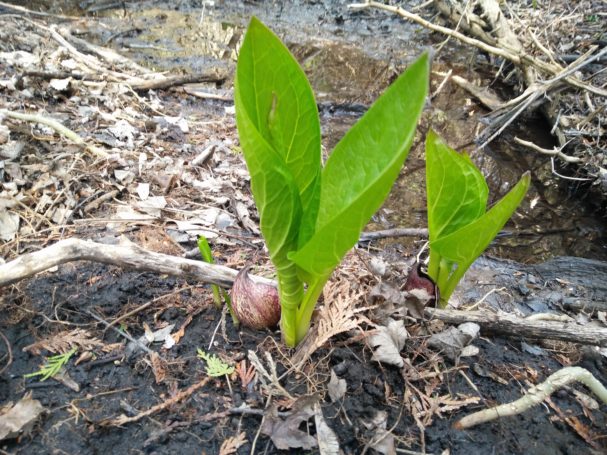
[427, 249, 440, 283]
[294, 275, 330, 345]
[277, 265, 305, 348]
[440, 261, 472, 305]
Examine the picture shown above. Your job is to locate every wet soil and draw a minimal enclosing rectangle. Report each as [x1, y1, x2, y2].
[1, 1, 607, 454]
[2, 258, 606, 455]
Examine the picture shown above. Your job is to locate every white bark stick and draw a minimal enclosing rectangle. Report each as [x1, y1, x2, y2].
[0, 237, 275, 288]
[454, 367, 607, 429]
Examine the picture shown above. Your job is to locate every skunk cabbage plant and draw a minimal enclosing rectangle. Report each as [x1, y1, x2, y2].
[425, 130, 530, 306]
[234, 17, 429, 346]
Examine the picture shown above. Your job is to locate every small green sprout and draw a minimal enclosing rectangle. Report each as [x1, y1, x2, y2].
[197, 236, 238, 325]
[425, 131, 530, 305]
[197, 348, 235, 377]
[24, 347, 77, 381]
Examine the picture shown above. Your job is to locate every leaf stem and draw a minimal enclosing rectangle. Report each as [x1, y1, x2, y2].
[294, 275, 329, 345]
[277, 266, 304, 348]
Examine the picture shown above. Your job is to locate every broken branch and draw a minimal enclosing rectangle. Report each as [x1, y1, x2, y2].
[454, 366, 607, 429]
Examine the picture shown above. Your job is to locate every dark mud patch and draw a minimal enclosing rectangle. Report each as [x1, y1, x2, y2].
[2, 261, 605, 454]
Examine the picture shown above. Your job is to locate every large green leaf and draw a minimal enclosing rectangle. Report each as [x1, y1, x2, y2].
[431, 171, 530, 266]
[235, 17, 321, 247]
[235, 89, 301, 265]
[425, 130, 488, 241]
[290, 53, 430, 276]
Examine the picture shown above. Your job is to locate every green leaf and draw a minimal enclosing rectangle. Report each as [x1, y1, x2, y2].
[430, 171, 530, 266]
[24, 348, 77, 381]
[425, 130, 488, 240]
[290, 53, 430, 277]
[197, 348, 235, 377]
[235, 17, 321, 247]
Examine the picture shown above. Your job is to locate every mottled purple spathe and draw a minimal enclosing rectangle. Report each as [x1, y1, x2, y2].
[403, 262, 439, 308]
[231, 267, 281, 329]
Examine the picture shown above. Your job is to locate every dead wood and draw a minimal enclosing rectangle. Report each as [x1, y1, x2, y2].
[0, 237, 275, 289]
[352, 0, 606, 178]
[128, 71, 228, 92]
[426, 307, 607, 347]
[2, 238, 605, 348]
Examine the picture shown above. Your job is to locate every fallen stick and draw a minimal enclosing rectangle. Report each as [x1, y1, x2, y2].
[453, 366, 607, 429]
[103, 376, 211, 426]
[425, 308, 607, 347]
[3, 239, 605, 347]
[0, 237, 275, 288]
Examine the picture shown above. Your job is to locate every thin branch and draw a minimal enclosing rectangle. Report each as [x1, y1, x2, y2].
[0, 237, 275, 288]
[0, 109, 108, 158]
[514, 137, 581, 163]
[454, 367, 607, 429]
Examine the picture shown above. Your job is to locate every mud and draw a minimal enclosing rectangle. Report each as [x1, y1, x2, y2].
[2, 258, 606, 454]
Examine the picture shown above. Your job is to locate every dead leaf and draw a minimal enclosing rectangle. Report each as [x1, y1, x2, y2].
[150, 352, 167, 384]
[327, 370, 347, 402]
[361, 411, 395, 455]
[219, 431, 247, 455]
[0, 210, 19, 241]
[23, 329, 107, 355]
[0, 394, 46, 441]
[427, 323, 480, 363]
[313, 402, 340, 455]
[368, 319, 407, 367]
[260, 395, 318, 450]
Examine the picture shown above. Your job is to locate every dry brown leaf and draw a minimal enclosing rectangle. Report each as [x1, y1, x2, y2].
[235, 360, 256, 390]
[150, 352, 167, 384]
[261, 396, 318, 451]
[219, 431, 247, 455]
[327, 370, 347, 402]
[361, 411, 395, 455]
[170, 314, 194, 345]
[368, 319, 408, 367]
[0, 393, 46, 441]
[313, 402, 340, 455]
[23, 329, 107, 355]
[292, 279, 365, 368]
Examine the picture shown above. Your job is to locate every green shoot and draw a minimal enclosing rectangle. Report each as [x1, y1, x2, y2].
[197, 348, 235, 377]
[235, 17, 429, 346]
[197, 236, 238, 325]
[24, 347, 77, 381]
[425, 130, 530, 306]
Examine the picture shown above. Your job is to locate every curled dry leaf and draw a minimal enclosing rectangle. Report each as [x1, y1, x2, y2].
[260, 395, 318, 451]
[313, 402, 340, 455]
[0, 211, 19, 242]
[0, 394, 46, 441]
[327, 369, 347, 402]
[368, 319, 408, 368]
[361, 410, 395, 455]
[427, 322, 480, 363]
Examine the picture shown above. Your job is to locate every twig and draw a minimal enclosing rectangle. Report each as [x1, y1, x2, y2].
[549, 157, 594, 182]
[0, 1, 81, 20]
[425, 308, 607, 347]
[103, 285, 193, 333]
[104, 376, 211, 426]
[454, 367, 607, 429]
[0, 109, 107, 158]
[514, 137, 581, 163]
[0, 237, 275, 288]
[347, 1, 607, 97]
[86, 310, 154, 355]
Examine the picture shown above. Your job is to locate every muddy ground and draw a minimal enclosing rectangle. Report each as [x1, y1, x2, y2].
[1, 1, 606, 454]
